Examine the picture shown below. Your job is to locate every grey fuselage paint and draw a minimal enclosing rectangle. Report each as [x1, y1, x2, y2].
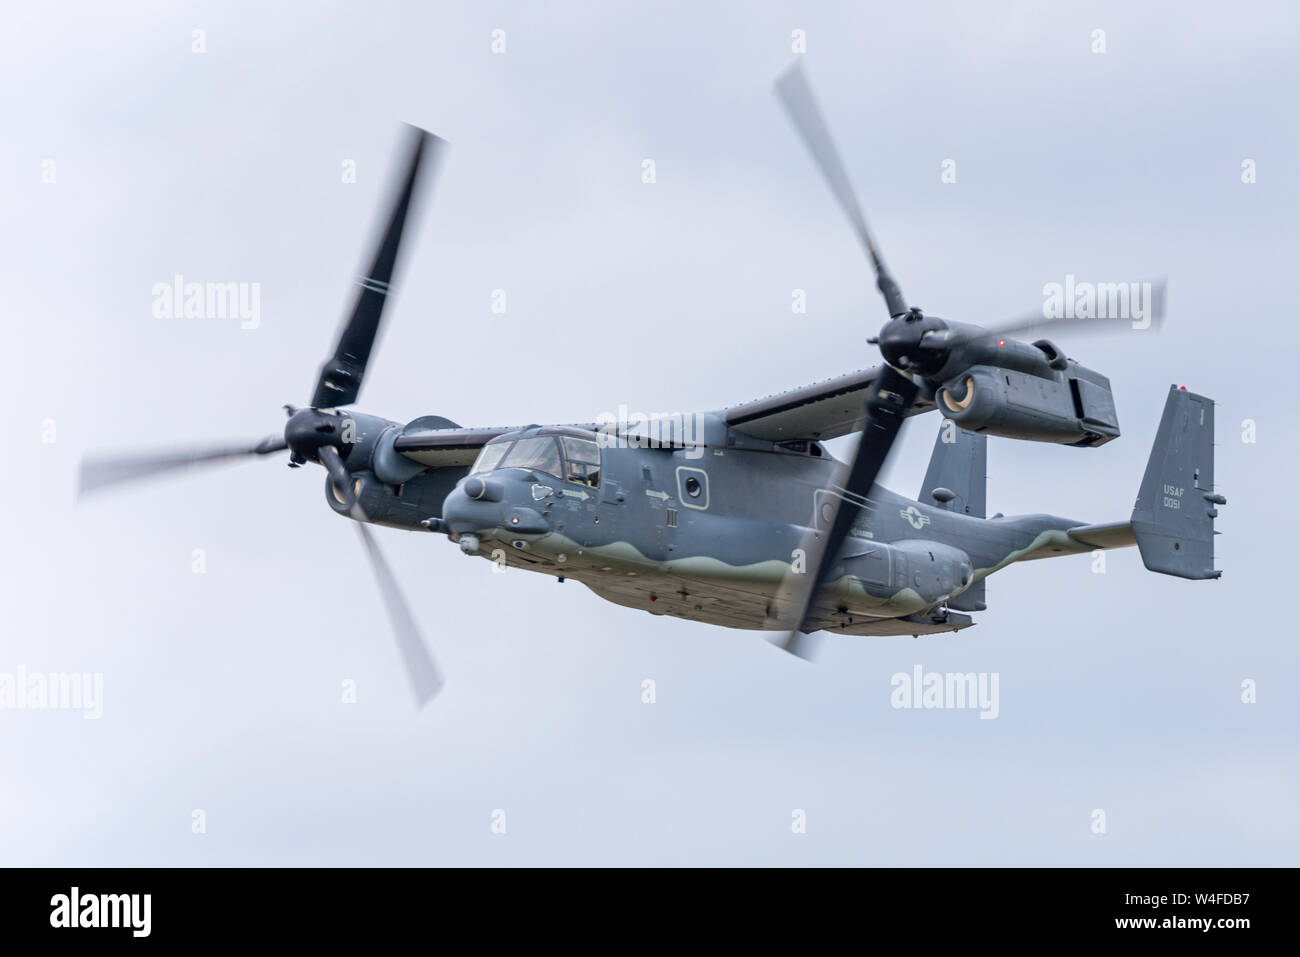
[338, 413, 1097, 637]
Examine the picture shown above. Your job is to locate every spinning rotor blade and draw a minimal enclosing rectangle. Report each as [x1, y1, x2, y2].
[78, 436, 287, 496]
[311, 127, 444, 409]
[771, 366, 920, 659]
[775, 62, 908, 319]
[356, 523, 444, 707]
[905, 279, 1166, 367]
[316, 444, 354, 504]
[320, 444, 442, 706]
[79, 124, 448, 709]
[979, 278, 1167, 343]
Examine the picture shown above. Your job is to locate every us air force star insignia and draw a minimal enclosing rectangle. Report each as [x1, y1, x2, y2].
[901, 505, 931, 530]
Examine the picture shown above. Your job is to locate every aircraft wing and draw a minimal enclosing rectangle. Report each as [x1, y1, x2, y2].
[394, 422, 602, 467]
[392, 426, 516, 467]
[395, 364, 942, 467]
[722, 366, 935, 441]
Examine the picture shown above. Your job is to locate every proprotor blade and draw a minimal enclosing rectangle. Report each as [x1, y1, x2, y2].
[977, 278, 1167, 343]
[775, 62, 908, 319]
[310, 126, 445, 409]
[78, 436, 287, 496]
[771, 366, 919, 657]
[316, 444, 354, 504]
[356, 523, 444, 707]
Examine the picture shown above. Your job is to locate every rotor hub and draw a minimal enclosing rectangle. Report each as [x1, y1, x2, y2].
[284, 407, 352, 465]
[877, 312, 950, 378]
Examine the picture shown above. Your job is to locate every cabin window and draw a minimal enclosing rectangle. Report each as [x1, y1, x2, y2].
[675, 466, 709, 510]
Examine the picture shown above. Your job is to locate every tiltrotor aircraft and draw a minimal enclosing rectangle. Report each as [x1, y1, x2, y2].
[81, 65, 1226, 705]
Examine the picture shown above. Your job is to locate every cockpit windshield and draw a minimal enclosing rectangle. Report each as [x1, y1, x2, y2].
[470, 430, 601, 488]
[470, 439, 511, 475]
[501, 436, 562, 476]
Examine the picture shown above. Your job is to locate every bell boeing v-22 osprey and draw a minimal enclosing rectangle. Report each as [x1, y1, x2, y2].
[81, 64, 1226, 705]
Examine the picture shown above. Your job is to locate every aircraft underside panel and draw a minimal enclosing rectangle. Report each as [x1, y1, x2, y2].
[578, 572, 974, 636]
[476, 532, 974, 638]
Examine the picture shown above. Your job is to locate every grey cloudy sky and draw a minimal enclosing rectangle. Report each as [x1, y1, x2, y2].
[3, 0, 1297, 864]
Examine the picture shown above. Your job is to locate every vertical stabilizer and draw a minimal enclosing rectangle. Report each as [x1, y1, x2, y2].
[1131, 386, 1223, 580]
[919, 422, 987, 518]
[921, 422, 988, 610]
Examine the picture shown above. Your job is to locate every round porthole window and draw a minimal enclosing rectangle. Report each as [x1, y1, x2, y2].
[684, 476, 702, 498]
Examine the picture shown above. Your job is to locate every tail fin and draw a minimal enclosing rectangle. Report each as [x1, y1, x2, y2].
[1131, 385, 1224, 579]
[921, 422, 988, 611]
[919, 421, 987, 518]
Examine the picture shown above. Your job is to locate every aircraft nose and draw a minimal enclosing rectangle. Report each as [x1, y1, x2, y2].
[441, 475, 550, 536]
[441, 483, 490, 534]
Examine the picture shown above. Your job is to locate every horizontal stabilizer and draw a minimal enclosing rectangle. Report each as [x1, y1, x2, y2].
[1066, 521, 1137, 550]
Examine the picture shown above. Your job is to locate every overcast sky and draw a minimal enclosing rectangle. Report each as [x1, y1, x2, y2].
[3, 0, 1297, 865]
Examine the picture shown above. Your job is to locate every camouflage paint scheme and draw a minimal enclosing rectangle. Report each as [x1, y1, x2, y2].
[330, 372, 1222, 639]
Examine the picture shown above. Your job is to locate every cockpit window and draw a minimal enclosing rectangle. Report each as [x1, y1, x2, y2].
[561, 436, 600, 488]
[500, 436, 563, 477]
[470, 439, 511, 475]
[470, 431, 601, 487]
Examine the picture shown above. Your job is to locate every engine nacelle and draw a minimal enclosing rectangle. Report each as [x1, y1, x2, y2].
[325, 411, 469, 528]
[326, 467, 468, 529]
[936, 359, 1120, 447]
